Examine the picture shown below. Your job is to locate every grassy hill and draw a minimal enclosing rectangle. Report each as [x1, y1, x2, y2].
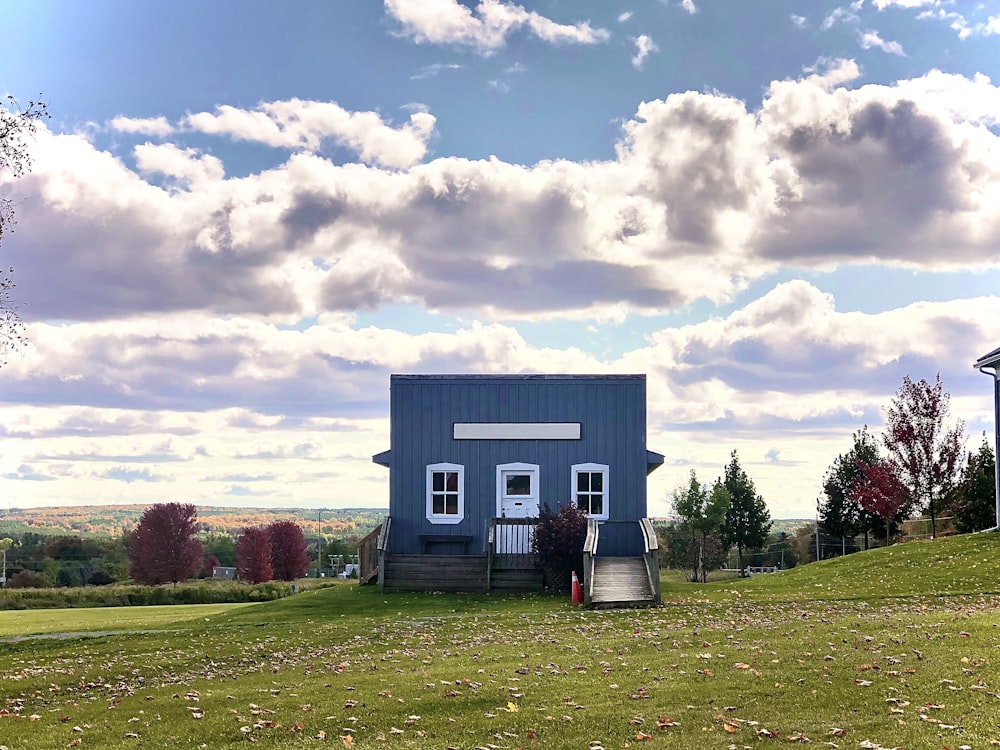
[683, 530, 1000, 602]
[1, 532, 998, 748]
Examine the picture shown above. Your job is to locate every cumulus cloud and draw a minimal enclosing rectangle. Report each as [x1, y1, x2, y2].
[185, 99, 436, 168]
[134, 143, 225, 188]
[384, 0, 609, 55]
[8, 69, 1000, 331]
[109, 115, 173, 137]
[3, 281, 997, 513]
[631, 35, 659, 69]
[680, 0, 697, 14]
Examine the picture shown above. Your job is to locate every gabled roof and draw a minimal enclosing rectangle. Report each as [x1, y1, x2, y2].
[974, 345, 1000, 370]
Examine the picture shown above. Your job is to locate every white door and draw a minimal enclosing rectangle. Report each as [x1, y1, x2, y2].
[497, 463, 539, 553]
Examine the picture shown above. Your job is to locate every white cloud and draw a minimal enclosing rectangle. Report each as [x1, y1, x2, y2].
[184, 99, 436, 169]
[858, 29, 906, 55]
[384, 0, 609, 55]
[790, 14, 808, 29]
[618, 11, 633, 23]
[3, 282, 997, 516]
[8, 70, 1000, 331]
[411, 63, 463, 80]
[134, 143, 225, 189]
[109, 116, 173, 137]
[680, 0, 697, 14]
[872, 0, 940, 8]
[631, 35, 659, 69]
[821, 5, 860, 29]
[918, 8, 1000, 39]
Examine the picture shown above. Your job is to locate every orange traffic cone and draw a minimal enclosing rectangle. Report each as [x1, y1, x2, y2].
[571, 570, 583, 606]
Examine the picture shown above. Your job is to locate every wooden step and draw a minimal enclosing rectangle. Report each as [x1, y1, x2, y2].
[383, 555, 488, 593]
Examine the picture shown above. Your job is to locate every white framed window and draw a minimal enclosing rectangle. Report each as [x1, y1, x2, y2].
[572, 463, 609, 520]
[426, 463, 464, 524]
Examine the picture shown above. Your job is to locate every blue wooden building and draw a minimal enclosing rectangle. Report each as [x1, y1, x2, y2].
[360, 374, 664, 606]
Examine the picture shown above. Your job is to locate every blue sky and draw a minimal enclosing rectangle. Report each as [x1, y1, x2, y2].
[1, 0, 999, 517]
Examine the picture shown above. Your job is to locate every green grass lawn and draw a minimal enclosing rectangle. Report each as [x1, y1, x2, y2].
[1, 534, 998, 748]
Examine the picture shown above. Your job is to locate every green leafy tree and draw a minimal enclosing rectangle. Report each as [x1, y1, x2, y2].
[952, 435, 996, 533]
[882, 374, 965, 539]
[719, 450, 772, 575]
[202, 532, 236, 567]
[821, 426, 882, 550]
[670, 471, 730, 581]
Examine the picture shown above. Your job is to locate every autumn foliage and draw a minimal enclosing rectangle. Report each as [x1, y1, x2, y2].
[268, 521, 311, 581]
[128, 503, 203, 585]
[882, 374, 964, 539]
[848, 460, 909, 546]
[235, 527, 273, 584]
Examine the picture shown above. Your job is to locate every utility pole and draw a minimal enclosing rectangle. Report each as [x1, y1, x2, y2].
[317, 509, 323, 577]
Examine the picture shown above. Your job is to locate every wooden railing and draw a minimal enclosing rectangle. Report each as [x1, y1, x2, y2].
[486, 517, 539, 587]
[582, 518, 599, 606]
[358, 516, 390, 587]
[639, 518, 661, 603]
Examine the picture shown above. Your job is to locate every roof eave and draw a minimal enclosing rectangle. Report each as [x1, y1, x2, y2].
[974, 345, 1000, 371]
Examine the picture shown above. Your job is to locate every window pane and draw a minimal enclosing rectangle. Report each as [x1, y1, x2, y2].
[445, 494, 458, 515]
[506, 473, 531, 496]
[432, 494, 445, 515]
[432, 472, 444, 492]
[590, 495, 603, 515]
[576, 494, 589, 513]
[591, 472, 603, 492]
[445, 471, 458, 492]
[577, 473, 589, 492]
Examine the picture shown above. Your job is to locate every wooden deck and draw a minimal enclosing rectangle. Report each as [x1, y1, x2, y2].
[360, 515, 660, 603]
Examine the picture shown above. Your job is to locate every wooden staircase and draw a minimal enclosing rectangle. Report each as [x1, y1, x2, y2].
[582, 518, 661, 608]
[589, 556, 657, 608]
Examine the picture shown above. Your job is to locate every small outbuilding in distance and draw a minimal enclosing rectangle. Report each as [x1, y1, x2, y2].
[360, 374, 664, 607]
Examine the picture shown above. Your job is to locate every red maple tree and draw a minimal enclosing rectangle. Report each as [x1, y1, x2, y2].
[848, 460, 909, 547]
[235, 527, 273, 584]
[128, 503, 203, 585]
[268, 520, 311, 581]
[882, 374, 964, 539]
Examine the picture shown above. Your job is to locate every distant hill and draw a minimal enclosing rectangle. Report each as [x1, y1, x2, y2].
[0, 505, 387, 538]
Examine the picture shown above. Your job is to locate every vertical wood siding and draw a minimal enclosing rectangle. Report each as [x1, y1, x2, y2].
[387, 375, 652, 555]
